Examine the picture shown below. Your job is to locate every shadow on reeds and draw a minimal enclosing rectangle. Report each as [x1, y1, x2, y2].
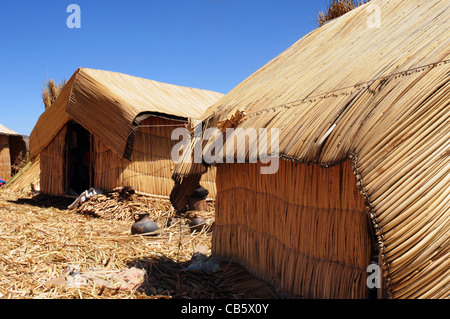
[7, 193, 74, 210]
[126, 255, 279, 299]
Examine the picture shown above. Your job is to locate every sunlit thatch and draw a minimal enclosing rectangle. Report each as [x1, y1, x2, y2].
[42, 79, 67, 109]
[173, 0, 449, 299]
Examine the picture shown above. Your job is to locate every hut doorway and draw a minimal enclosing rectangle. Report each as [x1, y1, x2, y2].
[65, 122, 93, 195]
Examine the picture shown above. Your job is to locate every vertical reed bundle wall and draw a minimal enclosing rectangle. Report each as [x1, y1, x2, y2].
[40, 126, 67, 196]
[0, 135, 11, 181]
[38, 117, 217, 198]
[93, 116, 216, 197]
[213, 159, 371, 298]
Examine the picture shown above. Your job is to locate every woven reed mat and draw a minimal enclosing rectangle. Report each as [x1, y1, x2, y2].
[0, 189, 276, 299]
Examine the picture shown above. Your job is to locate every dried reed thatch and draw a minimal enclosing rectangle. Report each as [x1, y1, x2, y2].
[31, 68, 223, 198]
[173, 0, 449, 299]
[40, 126, 66, 196]
[0, 135, 10, 181]
[4, 155, 40, 193]
[171, 116, 219, 211]
[70, 188, 177, 222]
[0, 188, 276, 299]
[93, 116, 217, 198]
[42, 79, 67, 109]
[0, 124, 27, 182]
[37, 116, 216, 198]
[317, 0, 367, 26]
[30, 68, 224, 160]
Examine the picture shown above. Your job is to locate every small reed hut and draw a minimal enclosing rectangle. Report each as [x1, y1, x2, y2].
[172, 0, 449, 299]
[30, 67, 223, 197]
[0, 124, 26, 182]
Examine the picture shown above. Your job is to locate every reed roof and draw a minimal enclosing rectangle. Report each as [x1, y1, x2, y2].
[0, 124, 21, 137]
[30, 68, 224, 159]
[174, 0, 449, 298]
[0, 124, 26, 159]
[176, 0, 449, 174]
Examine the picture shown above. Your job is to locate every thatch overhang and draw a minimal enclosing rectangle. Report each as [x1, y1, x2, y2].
[29, 68, 224, 160]
[0, 124, 26, 154]
[0, 124, 22, 137]
[173, 0, 449, 298]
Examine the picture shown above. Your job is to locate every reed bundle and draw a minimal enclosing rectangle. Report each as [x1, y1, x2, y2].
[172, 116, 216, 179]
[171, 170, 217, 212]
[171, 116, 218, 211]
[173, 0, 449, 298]
[40, 126, 66, 196]
[317, 1, 367, 26]
[42, 79, 66, 109]
[30, 75, 74, 159]
[4, 155, 40, 193]
[70, 189, 176, 223]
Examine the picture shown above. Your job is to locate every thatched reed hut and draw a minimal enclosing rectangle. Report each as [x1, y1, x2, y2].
[30, 67, 223, 197]
[0, 124, 26, 182]
[172, 0, 449, 299]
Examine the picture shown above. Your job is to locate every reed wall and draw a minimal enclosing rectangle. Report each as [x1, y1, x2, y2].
[0, 135, 11, 181]
[213, 159, 372, 298]
[39, 117, 217, 198]
[40, 126, 67, 196]
[93, 116, 216, 197]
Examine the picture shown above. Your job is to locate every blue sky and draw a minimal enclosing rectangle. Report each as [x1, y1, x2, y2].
[0, 0, 324, 136]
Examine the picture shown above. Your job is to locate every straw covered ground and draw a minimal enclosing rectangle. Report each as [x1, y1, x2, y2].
[0, 188, 276, 299]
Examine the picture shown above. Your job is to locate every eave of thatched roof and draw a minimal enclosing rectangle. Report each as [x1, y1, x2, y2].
[173, 0, 449, 299]
[0, 124, 21, 137]
[29, 68, 224, 159]
[0, 124, 27, 157]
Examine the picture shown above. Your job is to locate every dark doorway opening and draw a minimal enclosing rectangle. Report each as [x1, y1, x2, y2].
[65, 122, 93, 195]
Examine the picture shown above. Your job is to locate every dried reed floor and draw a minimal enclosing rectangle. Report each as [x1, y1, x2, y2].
[0, 189, 276, 299]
